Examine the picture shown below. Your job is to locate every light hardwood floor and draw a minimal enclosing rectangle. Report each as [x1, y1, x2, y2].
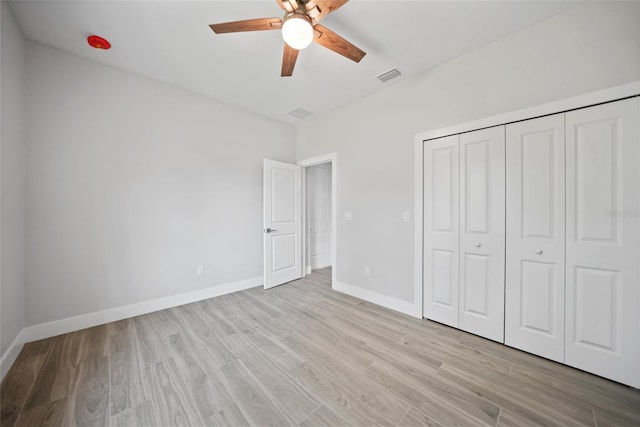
[2, 268, 639, 426]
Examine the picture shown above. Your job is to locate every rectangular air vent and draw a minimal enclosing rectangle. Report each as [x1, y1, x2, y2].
[377, 68, 402, 83]
[288, 107, 313, 119]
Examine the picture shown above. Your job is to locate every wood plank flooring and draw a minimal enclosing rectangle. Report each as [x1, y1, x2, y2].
[2, 268, 639, 426]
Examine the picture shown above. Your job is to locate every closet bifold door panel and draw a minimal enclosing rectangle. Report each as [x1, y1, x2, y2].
[423, 135, 459, 327]
[504, 114, 565, 362]
[565, 97, 640, 388]
[458, 127, 506, 342]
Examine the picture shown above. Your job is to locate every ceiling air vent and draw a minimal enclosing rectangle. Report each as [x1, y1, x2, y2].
[288, 107, 313, 119]
[377, 68, 402, 83]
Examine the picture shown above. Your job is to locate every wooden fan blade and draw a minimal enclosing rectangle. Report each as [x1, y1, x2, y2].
[314, 0, 349, 22]
[210, 18, 282, 34]
[281, 43, 299, 77]
[313, 24, 365, 63]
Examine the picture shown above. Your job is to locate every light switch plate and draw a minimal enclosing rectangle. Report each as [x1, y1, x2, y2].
[403, 211, 412, 222]
[345, 211, 353, 221]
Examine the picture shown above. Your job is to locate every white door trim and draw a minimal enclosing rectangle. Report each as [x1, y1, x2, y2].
[414, 81, 640, 320]
[297, 153, 337, 287]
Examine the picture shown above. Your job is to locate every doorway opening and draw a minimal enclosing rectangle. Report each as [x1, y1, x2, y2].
[305, 162, 332, 273]
[298, 153, 337, 288]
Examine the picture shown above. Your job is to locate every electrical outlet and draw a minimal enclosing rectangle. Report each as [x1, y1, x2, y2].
[345, 211, 353, 221]
[364, 266, 371, 277]
[196, 266, 204, 277]
[403, 211, 412, 222]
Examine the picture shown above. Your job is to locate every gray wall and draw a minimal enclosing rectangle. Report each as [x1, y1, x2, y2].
[25, 42, 296, 326]
[297, 2, 640, 304]
[5, 0, 640, 340]
[1, 2, 27, 360]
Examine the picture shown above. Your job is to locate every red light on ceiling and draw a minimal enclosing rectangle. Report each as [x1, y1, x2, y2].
[87, 35, 111, 50]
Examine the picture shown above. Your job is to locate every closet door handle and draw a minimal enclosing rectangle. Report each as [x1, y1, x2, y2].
[535, 249, 543, 255]
[475, 243, 482, 248]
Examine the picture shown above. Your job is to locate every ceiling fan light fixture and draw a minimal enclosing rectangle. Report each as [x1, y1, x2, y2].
[282, 13, 313, 50]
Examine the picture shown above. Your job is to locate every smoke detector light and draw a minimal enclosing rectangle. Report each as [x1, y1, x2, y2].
[87, 35, 111, 50]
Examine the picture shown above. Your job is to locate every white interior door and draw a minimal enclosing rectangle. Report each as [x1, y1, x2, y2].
[565, 98, 640, 388]
[458, 126, 506, 342]
[307, 163, 332, 270]
[423, 135, 460, 327]
[263, 159, 302, 289]
[505, 114, 565, 361]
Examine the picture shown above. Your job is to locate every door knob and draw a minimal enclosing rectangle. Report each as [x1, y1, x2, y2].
[265, 228, 278, 233]
[475, 243, 481, 248]
[536, 249, 543, 255]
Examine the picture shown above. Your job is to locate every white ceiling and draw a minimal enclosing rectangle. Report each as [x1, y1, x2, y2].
[9, 0, 579, 125]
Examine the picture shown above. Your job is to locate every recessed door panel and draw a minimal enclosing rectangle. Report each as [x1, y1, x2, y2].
[574, 267, 618, 352]
[272, 234, 297, 272]
[575, 121, 618, 242]
[464, 142, 489, 234]
[505, 114, 565, 362]
[566, 97, 640, 388]
[522, 132, 555, 238]
[433, 147, 456, 232]
[272, 168, 296, 223]
[462, 253, 489, 317]
[458, 126, 505, 342]
[520, 260, 555, 335]
[424, 135, 459, 327]
[310, 231, 328, 256]
[432, 250, 455, 307]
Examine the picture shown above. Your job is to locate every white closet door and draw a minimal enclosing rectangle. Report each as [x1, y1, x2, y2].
[424, 135, 459, 327]
[565, 97, 640, 388]
[505, 114, 565, 361]
[458, 127, 505, 342]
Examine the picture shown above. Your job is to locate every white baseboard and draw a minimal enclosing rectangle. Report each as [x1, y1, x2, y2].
[1, 329, 25, 381]
[333, 280, 422, 319]
[22, 276, 262, 344]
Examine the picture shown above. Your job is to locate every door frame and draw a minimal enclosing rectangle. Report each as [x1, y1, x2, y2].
[297, 153, 337, 287]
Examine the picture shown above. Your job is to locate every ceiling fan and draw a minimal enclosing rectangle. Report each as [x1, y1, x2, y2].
[209, 0, 366, 77]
